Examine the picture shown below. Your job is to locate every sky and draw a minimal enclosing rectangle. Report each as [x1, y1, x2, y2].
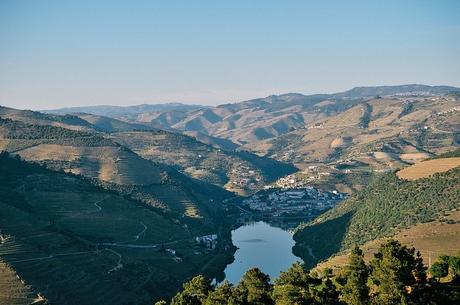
[1, 0, 460, 110]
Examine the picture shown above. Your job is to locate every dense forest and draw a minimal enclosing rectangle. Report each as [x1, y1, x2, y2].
[156, 240, 460, 305]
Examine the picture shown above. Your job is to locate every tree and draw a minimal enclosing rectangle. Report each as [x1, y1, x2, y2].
[154, 301, 167, 305]
[369, 240, 426, 305]
[273, 262, 314, 305]
[171, 275, 212, 305]
[204, 281, 239, 305]
[236, 267, 273, 305]
[311, 277, 341, 305]
[429, 261, 448, 281]
[448, 255, 460, 278]
[341, 246, 369, 305]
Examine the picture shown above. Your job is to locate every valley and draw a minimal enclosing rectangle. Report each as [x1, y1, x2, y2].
[1, 85, 460, 304]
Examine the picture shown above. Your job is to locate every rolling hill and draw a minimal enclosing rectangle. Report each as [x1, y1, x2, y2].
[246, 95, 460, 169]
[75, 84, 459, 147]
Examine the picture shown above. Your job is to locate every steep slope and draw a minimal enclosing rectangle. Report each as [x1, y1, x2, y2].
[0, 118, 233, 227]
[109, 130, 296, 195]
[183, 130, 239, 151]
[293, 156, 460, 267]
[0, 153, 233, 304]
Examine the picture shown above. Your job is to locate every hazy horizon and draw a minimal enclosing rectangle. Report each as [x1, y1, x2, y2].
[1, 0, 460, 110]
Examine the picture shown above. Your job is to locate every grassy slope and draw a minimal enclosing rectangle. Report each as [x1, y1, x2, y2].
[293, 162, 460, 267]
[0, 154, 232, 304]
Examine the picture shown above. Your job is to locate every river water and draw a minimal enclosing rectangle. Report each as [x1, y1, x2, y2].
[223, 221, 301, 284]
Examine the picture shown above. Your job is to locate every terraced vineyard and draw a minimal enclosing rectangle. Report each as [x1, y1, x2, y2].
[0, 261, 38, 305]
[0, 154, 234, 304]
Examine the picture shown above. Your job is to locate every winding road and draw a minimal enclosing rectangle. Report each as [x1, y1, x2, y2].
[93, 196, 109, 212]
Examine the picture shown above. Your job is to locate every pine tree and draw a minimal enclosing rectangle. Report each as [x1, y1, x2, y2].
[171, 275, 212, 305]
[204, 281, 239, 305]
[341, 246, 369, 305]
[273, 262, 314, 305]
[236, 268, 273, 305]
[369, 240, 425, 305]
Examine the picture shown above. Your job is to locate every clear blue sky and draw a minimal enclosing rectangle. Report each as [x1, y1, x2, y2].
[1, 0, 459, 110]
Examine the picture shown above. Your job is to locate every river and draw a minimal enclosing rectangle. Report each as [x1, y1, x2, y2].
[223, 221, 301, 284]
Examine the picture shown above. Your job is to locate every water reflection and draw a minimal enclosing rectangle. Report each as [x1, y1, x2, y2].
[223, 221, 302, 284]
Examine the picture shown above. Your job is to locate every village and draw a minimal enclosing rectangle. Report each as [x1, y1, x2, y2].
[241, 183, 346, 217]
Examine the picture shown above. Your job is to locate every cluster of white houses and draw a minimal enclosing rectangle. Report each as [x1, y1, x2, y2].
[242, 186, 345, 217]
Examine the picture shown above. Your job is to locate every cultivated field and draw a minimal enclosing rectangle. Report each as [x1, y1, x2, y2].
[397, 157, 460, 180]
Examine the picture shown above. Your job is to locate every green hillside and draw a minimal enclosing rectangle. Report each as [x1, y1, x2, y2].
[0, 117, 234, 232]
[0, 153, 234, 304]
[293, 166, 460, 267]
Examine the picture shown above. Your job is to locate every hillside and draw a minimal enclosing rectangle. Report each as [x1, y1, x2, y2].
[293, 162, 460, 267]
[0, 106, 95, 131]
[0, 117, 234, 230]
[246, 95, 459, 169]
[316, 210, 460, 271]
[71, 85, 460, 147]
[0, 153, 234, 304]
[74, 113, 154, 132]
[110, 130, 296, 195]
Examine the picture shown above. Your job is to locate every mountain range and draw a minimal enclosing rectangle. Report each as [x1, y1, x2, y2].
[1, 84, 460, 304]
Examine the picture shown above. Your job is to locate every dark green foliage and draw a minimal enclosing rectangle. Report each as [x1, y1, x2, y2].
[341, 247, 370, 305]
[0, 118, 115, 146]
[204, 281, 238, 305]
[273, 262, 319, 305]
[429, 261, 448, 280]
[236, 268, 273, 305]
[359, 103, 372, 128]
[448, 256, 460, 277]
[171, 276, 212, 305]
[369, 240, 426, 305]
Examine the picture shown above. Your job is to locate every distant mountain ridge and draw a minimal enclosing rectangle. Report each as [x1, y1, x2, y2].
[332, 84, 460, 99]
[45, 102, 207, 116]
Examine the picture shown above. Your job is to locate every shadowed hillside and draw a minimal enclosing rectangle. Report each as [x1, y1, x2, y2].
[0, 153, 235, 304]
